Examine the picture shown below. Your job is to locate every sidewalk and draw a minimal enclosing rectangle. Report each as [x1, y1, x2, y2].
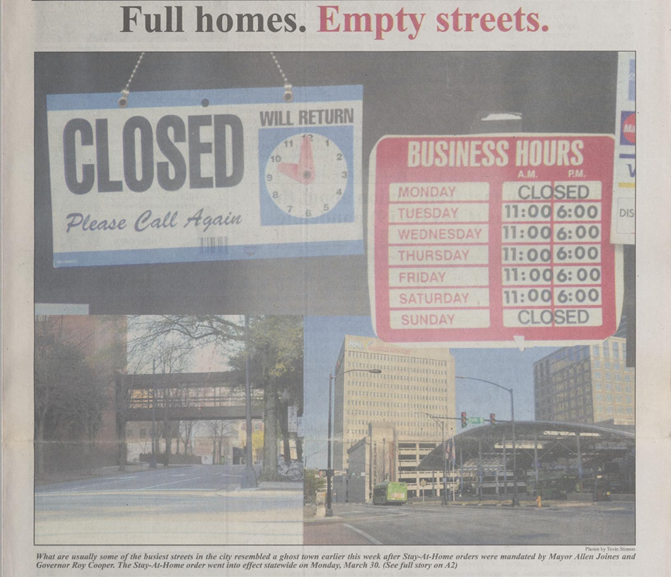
[410, 497, 630, 509]
[35, 464, 155, 486]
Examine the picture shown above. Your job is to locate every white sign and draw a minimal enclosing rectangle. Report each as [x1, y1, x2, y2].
[288, 405, 298, 433]
[47, 85, 363, 267]
[610, 53, 636, 245]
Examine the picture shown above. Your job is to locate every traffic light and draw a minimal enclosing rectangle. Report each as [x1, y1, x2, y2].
[490, 413, 496, 426]
[461, 412, 467, 428]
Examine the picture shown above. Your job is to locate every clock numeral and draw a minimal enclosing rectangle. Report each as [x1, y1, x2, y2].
[266, 174, 273, 182]
[325, 139, 330, 146]
[323, 204, 330, 212]
[284, 139, 293, 147]
[341, 171, 348, 179]
[287, 206, 292, 213]
[306, 134, 314, 141]
[305, 209, 312, 217]
[272, 191, 279, 199]
[336, 189, 343, 196]
[337, 153, 343, 161]
[271, 155, 282, 163]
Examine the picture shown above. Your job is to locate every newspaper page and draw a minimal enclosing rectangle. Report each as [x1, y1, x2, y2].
[2, 1, 670, 576]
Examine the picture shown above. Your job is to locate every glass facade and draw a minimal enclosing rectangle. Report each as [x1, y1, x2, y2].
[534, 336, 635, 425]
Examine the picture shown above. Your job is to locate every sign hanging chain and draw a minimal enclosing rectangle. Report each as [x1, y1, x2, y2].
[119, 52, 146, 108]
[270, 52, 293, 102]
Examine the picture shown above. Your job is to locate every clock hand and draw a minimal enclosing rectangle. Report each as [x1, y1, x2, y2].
[278, 162, 301, 182]
[297, 136, 316, 184]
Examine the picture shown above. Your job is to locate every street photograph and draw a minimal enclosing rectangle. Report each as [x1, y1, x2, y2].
[302, 316, 635, 545]
[34, 315, 304, 544]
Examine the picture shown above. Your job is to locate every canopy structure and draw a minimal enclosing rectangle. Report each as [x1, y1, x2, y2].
[417, 421, 635, 495]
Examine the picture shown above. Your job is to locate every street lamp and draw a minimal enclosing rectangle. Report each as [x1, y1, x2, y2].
[456, 375, 519, 507]
[419, 412, 448, 506]
[326, 368, 382, 518]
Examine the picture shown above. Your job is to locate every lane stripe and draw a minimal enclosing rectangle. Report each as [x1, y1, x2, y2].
[138, 477, 203, 490]
[342, 524, 382, 545]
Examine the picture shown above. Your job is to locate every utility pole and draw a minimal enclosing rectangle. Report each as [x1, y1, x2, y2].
[419, 412, 449, 506]
[241, 315, 257, 489]
[326, 373, 334, 517]
[456, 376, 519, 507]
[150, 359, 157, 468]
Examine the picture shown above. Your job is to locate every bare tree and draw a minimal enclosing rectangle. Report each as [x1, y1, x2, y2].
[203, 420, 235, 464]
[126, 326, 193, 468]
[179, 420, 196, 455]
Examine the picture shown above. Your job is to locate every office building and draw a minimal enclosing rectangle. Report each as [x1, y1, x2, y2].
[333, 335, 456, 475]
[534, 336, 635, 426]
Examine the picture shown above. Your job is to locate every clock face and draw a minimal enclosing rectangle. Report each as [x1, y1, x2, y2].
[264, 132, 349, 219]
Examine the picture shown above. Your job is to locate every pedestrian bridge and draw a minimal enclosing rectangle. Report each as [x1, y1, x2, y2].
[120, 371, 263, 421]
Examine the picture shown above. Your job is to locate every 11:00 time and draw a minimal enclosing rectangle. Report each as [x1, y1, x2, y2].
[503, 246, 600, 262]
[503, 204, 600, 219]
[503, 267, 601, 283]
[504, 288, 601, 305]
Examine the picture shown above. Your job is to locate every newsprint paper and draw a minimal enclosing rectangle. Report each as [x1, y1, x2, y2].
[2, 1, 671, 576]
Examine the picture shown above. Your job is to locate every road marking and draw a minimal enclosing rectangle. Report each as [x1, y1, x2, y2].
[346, 513, 412, 524]
[219, 473, 245, 478]
[138, 477, 203, 490]
[37, 476, 139, 493]
[343, 524, 382, 545]
[171, 474, 187, 477]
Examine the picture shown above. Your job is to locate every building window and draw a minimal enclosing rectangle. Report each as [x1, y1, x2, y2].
[140, 428, 147, 438]
[592, 345, 600, 357]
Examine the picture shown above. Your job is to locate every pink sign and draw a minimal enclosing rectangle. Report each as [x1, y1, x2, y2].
[369, 135, 620, 347]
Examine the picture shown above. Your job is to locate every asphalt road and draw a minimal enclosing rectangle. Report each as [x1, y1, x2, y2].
[35, 465, 302, 545]
[306, 502, 635, 546]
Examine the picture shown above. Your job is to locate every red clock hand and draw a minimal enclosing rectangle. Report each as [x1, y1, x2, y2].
[297, 136, 316, 184]
[278, 162, 300, 182]
[276, 136, 316, 184]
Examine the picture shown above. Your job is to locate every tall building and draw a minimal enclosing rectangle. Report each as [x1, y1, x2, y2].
[534, 336, 635, 426]
[333, 335, 456, 473]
